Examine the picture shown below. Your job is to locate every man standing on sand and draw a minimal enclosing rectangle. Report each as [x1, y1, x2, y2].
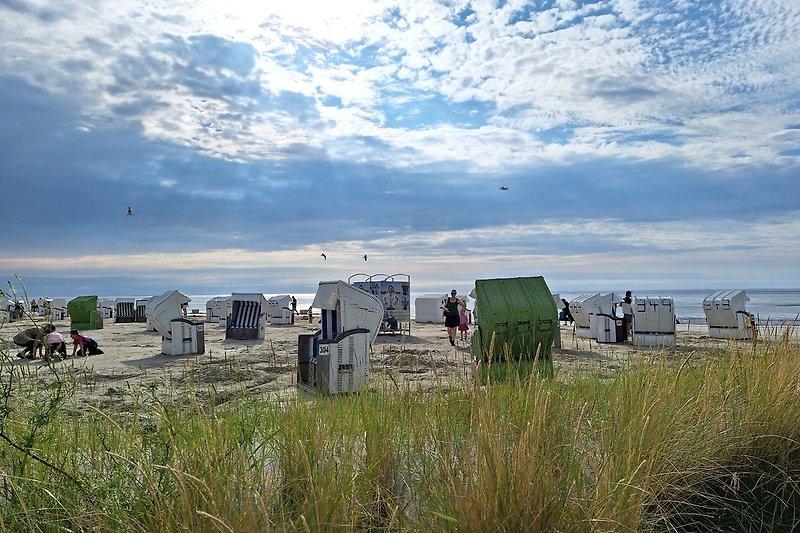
[621, 290, 633, 339]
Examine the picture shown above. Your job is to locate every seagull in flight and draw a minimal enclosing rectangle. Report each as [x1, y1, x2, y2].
[321, 253, 327, 260]
[363, 254, 368, 261]
[126, 206, 134, 216]
[499, 186, 509, 191]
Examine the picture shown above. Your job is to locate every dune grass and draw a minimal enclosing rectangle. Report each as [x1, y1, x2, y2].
[0, 328, 798, 531]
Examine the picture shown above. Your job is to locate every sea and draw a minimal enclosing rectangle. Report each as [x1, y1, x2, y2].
[180, 288, 800, 326]
[555, 289, 800, 325]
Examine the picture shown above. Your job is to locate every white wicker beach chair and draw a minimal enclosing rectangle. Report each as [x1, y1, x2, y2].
[703, 290, 753, 340]
[145, 290, 202, 355]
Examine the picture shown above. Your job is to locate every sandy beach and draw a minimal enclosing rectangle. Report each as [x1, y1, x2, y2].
[5, 313, 790, 416]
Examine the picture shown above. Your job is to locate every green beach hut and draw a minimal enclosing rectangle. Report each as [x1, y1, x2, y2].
[470, 276, 557, 376]
[68, 295, 103, 331]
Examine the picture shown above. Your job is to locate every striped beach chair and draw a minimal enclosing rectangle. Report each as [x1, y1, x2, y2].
[135, 297, 150, 323]
[225, 293, 267, 340]
[115, 298, 136, 323]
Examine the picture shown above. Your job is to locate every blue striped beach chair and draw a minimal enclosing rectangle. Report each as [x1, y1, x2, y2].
[226, 293, 267, 340]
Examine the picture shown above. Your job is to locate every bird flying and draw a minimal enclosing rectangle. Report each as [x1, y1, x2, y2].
[321, 253, 327, 260]
[126, 206, 134, 215]
[363, 254, 368, 261]
[499, 186, 509, 191]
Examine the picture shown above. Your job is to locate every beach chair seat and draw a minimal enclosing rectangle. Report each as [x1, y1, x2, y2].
[115, 298, 136, 323]
[135, 298, 151, 323]
[225, 294, 267, 340]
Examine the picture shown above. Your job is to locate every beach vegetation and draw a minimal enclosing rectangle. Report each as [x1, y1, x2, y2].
[0, 325, 798, 531]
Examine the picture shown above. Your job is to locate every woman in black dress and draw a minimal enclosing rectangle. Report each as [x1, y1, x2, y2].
[442, 289, 463, 346]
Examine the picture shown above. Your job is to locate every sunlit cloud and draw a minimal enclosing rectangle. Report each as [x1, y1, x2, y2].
[1, 0, 798, 295]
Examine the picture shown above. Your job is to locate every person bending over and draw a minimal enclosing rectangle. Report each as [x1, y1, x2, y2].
[560, 298, 574, 324]
[43, 324, 68, 359]
[14, 327, 44, 359]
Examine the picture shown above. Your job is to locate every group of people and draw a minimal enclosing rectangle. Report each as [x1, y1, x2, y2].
[441, 290, 470, 346]
[559, 290, 634, 338]
[9, 298, 52, 320]
[288, 296, 315, 324]
[13, 325, 104, 361]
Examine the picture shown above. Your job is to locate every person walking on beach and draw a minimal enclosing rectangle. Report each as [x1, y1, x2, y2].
[441, 290, 463, 346]
[30, 299, 39, 313]
[621, 290, 633, 339]
[70, 330, 104, 357]
[13, 327, 45, 359]
[458, 300, 470, 342]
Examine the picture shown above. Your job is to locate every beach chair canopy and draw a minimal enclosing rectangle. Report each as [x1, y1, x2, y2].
[145, 290, 191, 339]
[67, 296, 97, 317]
[414, 293, 448, 323]
[68, 295, 103, 330]
[312, 280, 383, 343]
[703, 289, 749, 328]
[206, 296, 230, 322]
[569, 292, 621, 328]
[471, 276, 557, 362]
[265, 294, 292, 317]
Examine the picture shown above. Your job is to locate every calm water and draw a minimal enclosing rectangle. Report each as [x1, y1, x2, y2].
[556, 289, 800, 325]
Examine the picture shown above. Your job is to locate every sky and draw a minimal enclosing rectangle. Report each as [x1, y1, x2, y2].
[1, 0, 799, 299]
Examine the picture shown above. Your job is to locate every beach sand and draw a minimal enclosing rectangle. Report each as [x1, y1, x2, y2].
[1, 316, 785, 415]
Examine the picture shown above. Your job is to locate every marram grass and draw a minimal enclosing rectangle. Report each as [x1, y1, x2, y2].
[0, 333, 798, 532]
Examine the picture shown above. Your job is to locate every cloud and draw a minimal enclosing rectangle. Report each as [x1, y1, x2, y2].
[1, 1, 798, 296]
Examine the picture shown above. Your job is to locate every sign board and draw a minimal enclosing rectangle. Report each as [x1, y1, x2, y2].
[351, 280, 411, 323]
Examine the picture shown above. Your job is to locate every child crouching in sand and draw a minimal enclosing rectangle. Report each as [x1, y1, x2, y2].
[70, 330, 104, 357]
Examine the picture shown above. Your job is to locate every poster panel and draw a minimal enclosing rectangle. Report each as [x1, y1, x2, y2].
[352, 280, 411, 322]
